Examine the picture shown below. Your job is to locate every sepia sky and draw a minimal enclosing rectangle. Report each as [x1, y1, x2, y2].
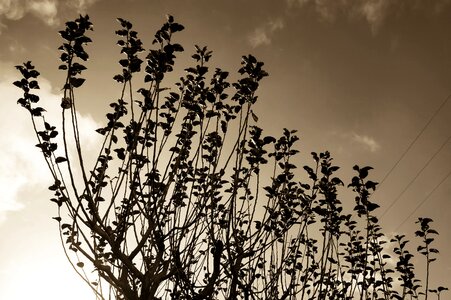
[0, 0, 450, 299]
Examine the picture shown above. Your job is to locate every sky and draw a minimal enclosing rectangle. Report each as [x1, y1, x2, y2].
[0, 0, 450, 299]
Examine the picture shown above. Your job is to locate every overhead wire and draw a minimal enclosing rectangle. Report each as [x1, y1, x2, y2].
[377, 93, 451, 186]
[380, 134, 451, 219]
[394, 167, 451, 232]
[373, 92, 451, 230]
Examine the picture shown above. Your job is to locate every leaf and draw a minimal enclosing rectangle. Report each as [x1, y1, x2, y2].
[359, 166, 373, 179]
[113, 74, 124, 83]
[367, 202, 380, 212]
[169, 23, 184, 33]
[52, 217, 62, 222]
[28, 94, 40, 103]
[29, 70, 40, 78]
[171, 43, 184, 52]
[55, 156, 67, 163]
[263, 136, 276, 144]
[72, 62, 87, 73]
[114, 148, 125, 160]
[255, 221, 262, 229]
[61, 97, 71, 109]
[70, 77, 85, 88]
[119, 59, 129, 67]
[31, 107, 46, 116]
[116, 29, 128, 37]
[50, 198, 63, 207]
[96, 128, 107, 135]
[13, 80, 23, 88]
[61, 223, 71, 230]
[111, 134, 118, 143]
[77, 262, 84, 268]
[251, 110, 258, 122]
[221, 120, 227, 133]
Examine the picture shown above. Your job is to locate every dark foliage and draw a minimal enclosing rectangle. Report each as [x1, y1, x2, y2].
[15, 15, 447, 300]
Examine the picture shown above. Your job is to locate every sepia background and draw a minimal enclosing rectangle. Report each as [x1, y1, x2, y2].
[0, 0, 450, 299]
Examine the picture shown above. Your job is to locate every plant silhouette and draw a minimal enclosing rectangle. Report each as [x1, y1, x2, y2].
[14, 15, 448, 300]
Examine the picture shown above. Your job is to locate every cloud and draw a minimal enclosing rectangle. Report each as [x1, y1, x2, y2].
[286, 0, 451, 33]
[7, 39, 26, 53]
[0, 0, 25, 21]
[249, 28, 271, 48]
[352, 133, 380, 153]
[0, 61, 101, 224]
[0, 237, 95, 299]
[66, 0, 99, 13]
[248, 18, 285, 48]
[299, 0, 345, 22]
[331, 130, 380, 154]
[0, 0, 99, 32]
[358, 0, 390, 33]
[28, 0, 58, 26]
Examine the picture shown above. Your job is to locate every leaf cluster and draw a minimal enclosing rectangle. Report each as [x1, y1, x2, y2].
[14, 15, 448, 300]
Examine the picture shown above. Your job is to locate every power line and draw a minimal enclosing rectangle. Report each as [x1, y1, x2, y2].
[394, 168, 451, 232]
[378, 93, 451, 186]
[380, 134, 451, 219]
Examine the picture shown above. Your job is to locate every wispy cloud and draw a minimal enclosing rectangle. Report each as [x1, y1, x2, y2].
[286, 0, 451, 33]
[248, 18, 284, 48]
[0, 61, 101, 224]
[357, 0, 389, 33]
[287, 0, 344, 22]
[7, 39, 26, 53]
[0, 0, 99, 33]
[331, 130, 381, 154]
[66, 0, 99, 13]
[352, 133, 380, 153]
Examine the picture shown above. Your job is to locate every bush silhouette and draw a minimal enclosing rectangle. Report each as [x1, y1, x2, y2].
[15, 15, 448, 300]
